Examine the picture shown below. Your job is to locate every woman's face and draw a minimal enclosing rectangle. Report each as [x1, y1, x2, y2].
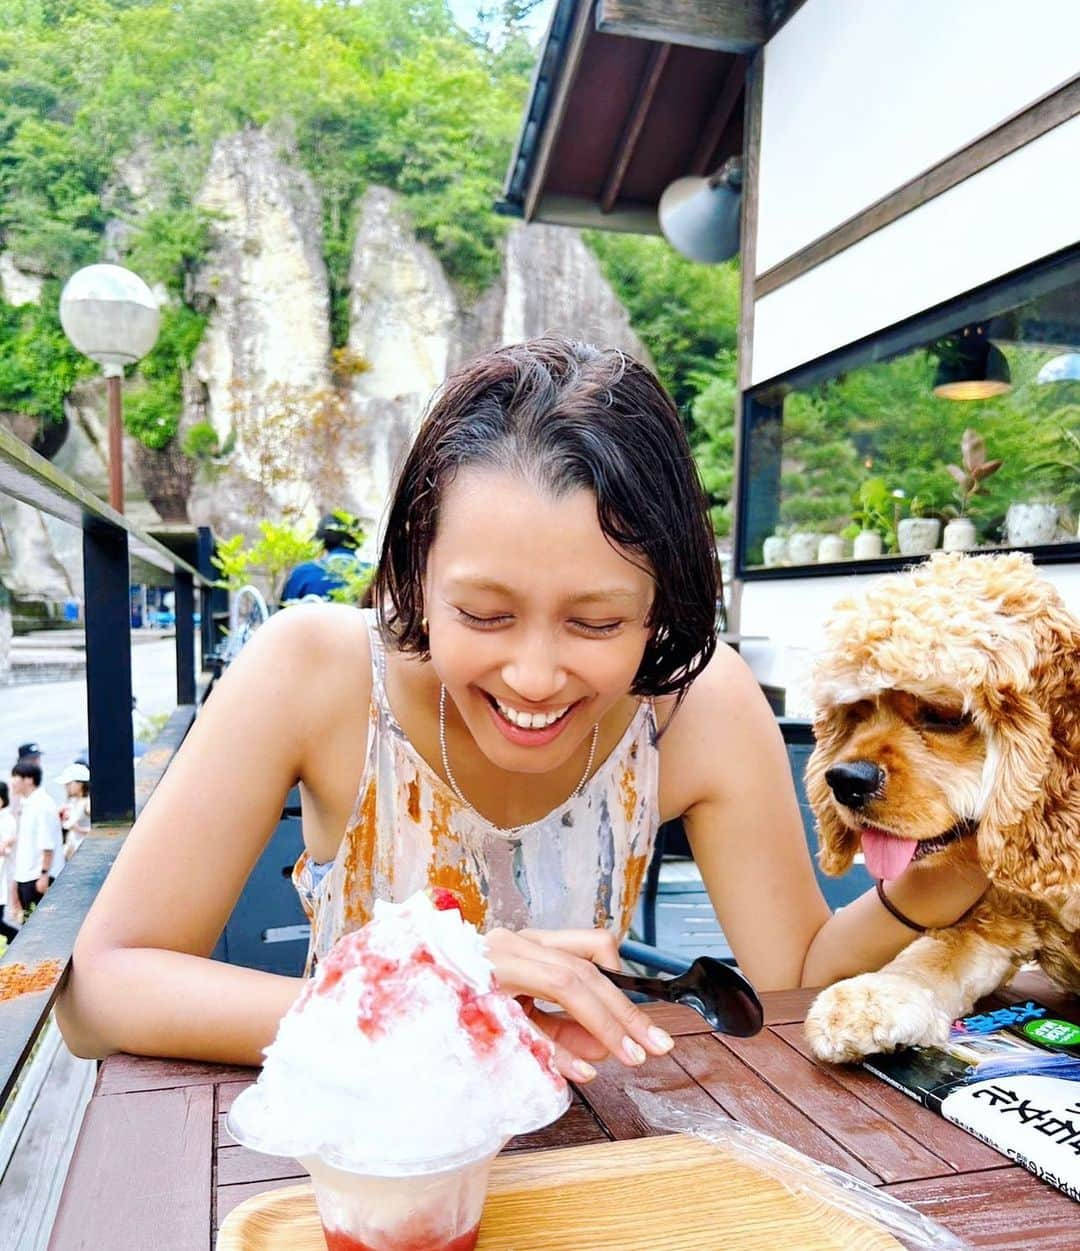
[424, 467, 655, 776]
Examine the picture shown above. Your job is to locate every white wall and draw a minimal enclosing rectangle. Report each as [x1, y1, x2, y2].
[751, 113, 1080, 383]
[740, 564, 1080, 717]
[756, 0, 1080, 274]
[750, 0, 1080, 386]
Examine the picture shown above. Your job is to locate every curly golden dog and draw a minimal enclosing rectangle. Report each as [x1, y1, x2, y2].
[803, 552, 1080, 1063]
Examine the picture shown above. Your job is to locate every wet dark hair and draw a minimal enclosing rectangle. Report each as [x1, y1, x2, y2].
[0, 780, 7, 809]
[12, 761, 42, 787]
[375, 337, 719, 697]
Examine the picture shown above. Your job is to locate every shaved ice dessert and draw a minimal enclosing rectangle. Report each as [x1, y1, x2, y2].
[227, 891, 570, 1251]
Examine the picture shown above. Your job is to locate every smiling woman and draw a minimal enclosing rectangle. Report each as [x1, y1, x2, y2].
[57, 336, 988, 1081]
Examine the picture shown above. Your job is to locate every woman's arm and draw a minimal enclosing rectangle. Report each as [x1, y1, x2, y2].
[56, 604, 351, 1062]
[667, 649, 985, 991]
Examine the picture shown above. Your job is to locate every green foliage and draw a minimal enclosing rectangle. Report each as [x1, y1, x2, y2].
[586, 232, 741, 535]
[0, 285, 92, 420]
[213, 520, 323, 603]
[182, 420, 220, 460]
[215, 511, 373, 605]
[121, 304, 207, 448]
[840, 478, 899, 550]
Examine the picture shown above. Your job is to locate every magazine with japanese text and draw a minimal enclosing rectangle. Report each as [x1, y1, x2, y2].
[862, 999, 1080, 1200]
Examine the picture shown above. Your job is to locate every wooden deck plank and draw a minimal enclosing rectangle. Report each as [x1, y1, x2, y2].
[674, 1032, 881, 1184]
[720, 1027, 954, 1183]
[574, 1049, 731, 1143]
[0, 1034, 95, 1251]
[883, 1166, 1080, 1248]
[96, 1054, 252, 1096]
[49, 1084, 213, 1251]
[773, 1022, 1010, 1173]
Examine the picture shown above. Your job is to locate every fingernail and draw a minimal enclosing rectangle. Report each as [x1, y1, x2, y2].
[647, 1025, 674, 1053]
[623, 1036, 647, 1065]
[572, 1059, 597, 1082]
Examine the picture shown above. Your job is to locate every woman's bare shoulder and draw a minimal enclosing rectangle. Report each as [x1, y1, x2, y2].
[212, 602, 373, 735]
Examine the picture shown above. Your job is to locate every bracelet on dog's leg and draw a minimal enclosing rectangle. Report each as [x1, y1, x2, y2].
[875, 879, 928, 933]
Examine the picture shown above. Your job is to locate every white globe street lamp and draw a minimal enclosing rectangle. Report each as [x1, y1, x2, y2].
[60, 263, 160, 513]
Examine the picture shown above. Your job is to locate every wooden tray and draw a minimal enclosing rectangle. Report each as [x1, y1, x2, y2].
[218, 1134, 904, 1251]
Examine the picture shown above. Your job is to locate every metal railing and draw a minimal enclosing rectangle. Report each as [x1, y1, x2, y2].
[0, 425, 214, 1107]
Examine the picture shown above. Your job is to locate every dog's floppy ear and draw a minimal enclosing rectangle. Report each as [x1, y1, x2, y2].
[805, 708, 860, 876]
[976, 603, 1079, 898]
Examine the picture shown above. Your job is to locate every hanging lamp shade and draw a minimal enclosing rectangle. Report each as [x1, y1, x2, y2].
[658, 160, 742, 264]
[1036, 352, 1080, 384]
[932, 325, 1011, 400]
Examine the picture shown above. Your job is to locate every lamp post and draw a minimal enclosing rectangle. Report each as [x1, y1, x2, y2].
[59, 263, 160, 513]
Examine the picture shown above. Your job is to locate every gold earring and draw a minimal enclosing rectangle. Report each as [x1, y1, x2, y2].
[422, 616, 429, 632]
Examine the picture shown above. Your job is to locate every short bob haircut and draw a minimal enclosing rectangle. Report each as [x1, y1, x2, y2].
[375, 337, 719, 698]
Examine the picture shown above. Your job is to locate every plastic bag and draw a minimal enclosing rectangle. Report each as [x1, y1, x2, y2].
[630, 1087, 969, 1251]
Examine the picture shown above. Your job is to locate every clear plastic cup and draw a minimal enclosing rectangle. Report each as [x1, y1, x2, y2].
[301, 1148, 500, 1251]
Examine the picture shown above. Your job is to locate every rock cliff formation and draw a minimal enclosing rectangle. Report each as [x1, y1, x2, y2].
[1, 128, 647, 605]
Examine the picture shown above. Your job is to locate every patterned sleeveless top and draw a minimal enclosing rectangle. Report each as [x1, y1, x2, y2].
[293, 609, 660, 972]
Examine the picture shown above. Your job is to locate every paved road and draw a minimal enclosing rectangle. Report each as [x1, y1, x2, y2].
[0, 639, 192, 807]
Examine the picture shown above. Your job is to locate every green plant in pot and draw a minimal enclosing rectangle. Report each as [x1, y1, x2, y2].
[941, 428, 1002, 551]
[841, 478, 896, 559]
[896, 493, 944, 556]
[1026, 425, 1080, 539]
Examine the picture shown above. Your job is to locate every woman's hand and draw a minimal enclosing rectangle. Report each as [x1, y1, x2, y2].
[484, 927, 674, 1082]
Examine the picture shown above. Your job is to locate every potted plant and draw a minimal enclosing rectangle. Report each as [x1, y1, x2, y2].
[942, 428, 1002, 551]
[842, 478, 896, 560]
[896, 496, 942, 556]
[817, 532, 847, 563]
[762, 526, 789, 567]
[787, 529, 822, 565]
[1025, 426, 1080, 540]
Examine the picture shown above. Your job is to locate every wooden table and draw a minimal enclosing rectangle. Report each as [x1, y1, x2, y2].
[47, 977, 1080, 1250]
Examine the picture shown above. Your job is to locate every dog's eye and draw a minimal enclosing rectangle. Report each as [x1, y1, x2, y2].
[917, 705, 969, 732]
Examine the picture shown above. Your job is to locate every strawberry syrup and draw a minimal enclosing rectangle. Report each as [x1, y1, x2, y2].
[322, 1222, 480, 1251]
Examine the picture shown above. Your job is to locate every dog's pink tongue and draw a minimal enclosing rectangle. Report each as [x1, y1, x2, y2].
[861, 827, 919, 880]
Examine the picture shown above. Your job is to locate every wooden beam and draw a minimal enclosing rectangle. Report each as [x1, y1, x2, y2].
[729, 52, 764, 634]
[756, 71, 1080, 298]
[596, 0, 765, 54]
[600, 43, 671, 213]
[523, 0, 597, 222]
[690, 57, 747, 175]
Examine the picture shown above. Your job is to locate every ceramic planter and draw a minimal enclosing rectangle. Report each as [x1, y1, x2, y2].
[897, 517, 941, 555]
[817, 535, 847, 563]
[942, 517, 977, 552]
[787, 531, 821, 564]
[762, 535, 788, 567]
[1005, 502, 1058, 547]
[852, 530, 883, 560]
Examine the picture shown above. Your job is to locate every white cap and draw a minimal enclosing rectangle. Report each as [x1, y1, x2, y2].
[56, 763, 90, 785]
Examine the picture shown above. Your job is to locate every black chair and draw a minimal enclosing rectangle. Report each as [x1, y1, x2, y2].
[624, 718, 873, 975]
[211, 787, 311, 975]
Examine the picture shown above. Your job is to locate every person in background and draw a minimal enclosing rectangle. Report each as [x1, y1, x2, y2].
[11, 760, 62, 914]
[280, 513, 371, 604]
[57, 763, 92, 862]
[0, 781, 17, 945]
[9, 740, 43, 823]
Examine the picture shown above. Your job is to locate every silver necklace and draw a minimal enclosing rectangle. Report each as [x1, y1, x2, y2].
[438, 684, 599, 833]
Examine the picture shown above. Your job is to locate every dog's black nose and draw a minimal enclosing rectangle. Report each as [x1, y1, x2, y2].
[825, 761, 884, 809]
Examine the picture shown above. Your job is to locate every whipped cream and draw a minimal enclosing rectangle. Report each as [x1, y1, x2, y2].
[227, 892, 569, 1174]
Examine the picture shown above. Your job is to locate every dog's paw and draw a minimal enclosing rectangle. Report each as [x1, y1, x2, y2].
[804, 973, 952, 1064]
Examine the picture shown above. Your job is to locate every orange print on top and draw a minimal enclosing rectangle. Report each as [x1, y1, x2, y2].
[406, 776, 421, 823]
[619, 851, 650, 937]
[619, 763, 638, 825]
[341, 777, 377, 926]
[428, 863, 486, 928]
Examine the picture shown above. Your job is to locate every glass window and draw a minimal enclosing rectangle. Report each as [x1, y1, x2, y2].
[738, 250, 1080, 574]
